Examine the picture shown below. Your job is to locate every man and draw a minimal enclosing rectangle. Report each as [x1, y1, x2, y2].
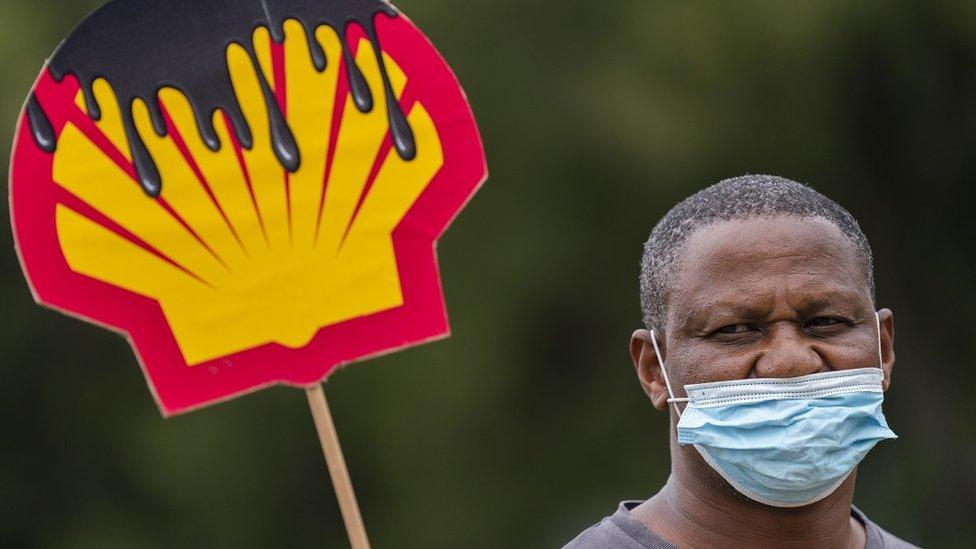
[565, 175, 918, 548]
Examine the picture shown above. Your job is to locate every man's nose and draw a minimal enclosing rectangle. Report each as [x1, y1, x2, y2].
[753, 323, 825, 378]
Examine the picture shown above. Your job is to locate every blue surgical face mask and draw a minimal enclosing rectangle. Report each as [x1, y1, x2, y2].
[649, 313, 898, 507]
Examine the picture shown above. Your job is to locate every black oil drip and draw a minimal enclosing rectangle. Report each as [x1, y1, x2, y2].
[247, 48, 301, 172]
[365, 24, 415, 160]
[26, 93, 57, 153]
[81, 83, 103, 121]
[40, 0, 413, 197]
[146, 96, 170, 137]
[302, 20, 328, 72]
[340, 28, 374, 113]
[246, 8, 300, 173]
[121, 100, 163, 196]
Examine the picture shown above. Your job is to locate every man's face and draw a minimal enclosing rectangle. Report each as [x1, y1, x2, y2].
[633, 215, 894, 407]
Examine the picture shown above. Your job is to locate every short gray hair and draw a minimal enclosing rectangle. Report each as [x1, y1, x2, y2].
[639, 174, 875, 330]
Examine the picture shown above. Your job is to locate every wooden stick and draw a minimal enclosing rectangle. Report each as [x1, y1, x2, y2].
[306, 383, 371, 549]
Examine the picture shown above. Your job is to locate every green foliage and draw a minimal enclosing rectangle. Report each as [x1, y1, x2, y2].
[2, 0, 974, 546]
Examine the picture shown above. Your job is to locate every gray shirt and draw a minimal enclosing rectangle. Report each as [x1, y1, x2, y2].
[563, 501, 920, 548]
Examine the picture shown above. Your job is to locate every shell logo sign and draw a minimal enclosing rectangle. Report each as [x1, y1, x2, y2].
[10, 0, 487, 415]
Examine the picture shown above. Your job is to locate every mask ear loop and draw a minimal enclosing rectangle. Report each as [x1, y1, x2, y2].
[649, 330, 688, 418]
[875, 312, 883, 369]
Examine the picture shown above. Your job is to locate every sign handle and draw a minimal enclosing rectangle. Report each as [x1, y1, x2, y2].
[306, 383, 371, 549]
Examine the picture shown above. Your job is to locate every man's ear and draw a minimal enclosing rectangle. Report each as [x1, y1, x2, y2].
[630, 329, 671, 411]
[878, 308, 895, 390]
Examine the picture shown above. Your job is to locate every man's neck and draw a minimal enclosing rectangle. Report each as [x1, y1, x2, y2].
[632, 456, 865, 549]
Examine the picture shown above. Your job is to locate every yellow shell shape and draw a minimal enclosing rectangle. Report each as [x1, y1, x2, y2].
[51, 21, 443, 366]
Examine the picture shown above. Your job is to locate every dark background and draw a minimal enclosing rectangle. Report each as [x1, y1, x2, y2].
[2, 0, 974, 547]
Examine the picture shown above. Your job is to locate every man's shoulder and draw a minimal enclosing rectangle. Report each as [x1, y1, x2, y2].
[853, 506, 921, 549]
[562, 501, 674, 549]
[563, 502, 920, 549]
[562, 517, 645, 549]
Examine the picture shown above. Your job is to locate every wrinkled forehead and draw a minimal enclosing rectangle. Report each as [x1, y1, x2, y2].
[667, 215, 871, 325]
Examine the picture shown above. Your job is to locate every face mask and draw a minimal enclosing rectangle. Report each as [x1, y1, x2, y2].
[649, 313, 898, 507]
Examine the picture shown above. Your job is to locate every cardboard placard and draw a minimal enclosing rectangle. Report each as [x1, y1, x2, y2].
[10, 0, 487, 416]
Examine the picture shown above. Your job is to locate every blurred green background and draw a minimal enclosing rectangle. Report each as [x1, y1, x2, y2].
[2, 0, 974, 547]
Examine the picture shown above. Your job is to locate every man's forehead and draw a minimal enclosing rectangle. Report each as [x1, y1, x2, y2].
[668, 216, 870, 318]
[682, 215, 853, 264]
[676, 215, 859, 275]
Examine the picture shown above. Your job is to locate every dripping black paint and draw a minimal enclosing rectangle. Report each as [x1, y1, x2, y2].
[38, 0, 417, 197]
[26, 94, 57, 153]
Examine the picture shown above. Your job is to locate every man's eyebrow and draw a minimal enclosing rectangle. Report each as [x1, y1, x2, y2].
[676, 301, 767, 332]
[792, 289, 866, 312]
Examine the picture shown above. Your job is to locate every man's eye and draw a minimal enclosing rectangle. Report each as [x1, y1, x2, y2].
[716, 324, 753, 334]
[807, 317, 840, 327]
